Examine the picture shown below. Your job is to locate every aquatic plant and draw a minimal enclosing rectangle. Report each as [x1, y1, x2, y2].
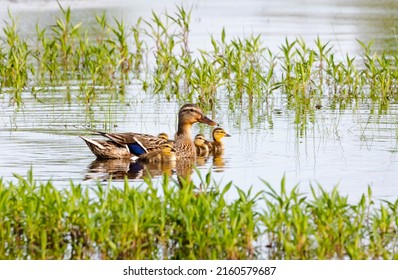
[0, 171, 397, 260]
[0, 11, 32, 105]
[1, 5, 398, 130]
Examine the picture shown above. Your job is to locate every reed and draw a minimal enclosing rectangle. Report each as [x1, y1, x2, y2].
[1, 171, 397, 260]
[0, 11, 32, 105]
[1, 5, 398, 129]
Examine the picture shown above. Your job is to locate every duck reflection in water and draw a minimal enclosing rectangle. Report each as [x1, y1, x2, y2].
[84, 146, 228, 181]
[84, 156, 195, 181]
[83, 159, 173, 181]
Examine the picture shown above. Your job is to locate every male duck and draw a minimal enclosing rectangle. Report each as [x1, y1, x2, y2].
[81, 104, 217, 160]
[194, 134, 210, 157]
[207, 127, 231, 155]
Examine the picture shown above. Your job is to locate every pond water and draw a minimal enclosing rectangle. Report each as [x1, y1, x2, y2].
[1, 0, 398, 202]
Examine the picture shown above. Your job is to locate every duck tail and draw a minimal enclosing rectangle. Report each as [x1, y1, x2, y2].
[79, 135, 106, 149]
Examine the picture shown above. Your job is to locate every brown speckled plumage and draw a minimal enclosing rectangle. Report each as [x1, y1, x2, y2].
[81, 104, 217, 160]
[96, 132, 168, 154]
[173, 104, 217, 159]
[79, 136, 131, 159]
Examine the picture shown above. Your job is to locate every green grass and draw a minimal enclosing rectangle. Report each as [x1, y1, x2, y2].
[1, 170, 397, 260]
[1, 5, 398, 117]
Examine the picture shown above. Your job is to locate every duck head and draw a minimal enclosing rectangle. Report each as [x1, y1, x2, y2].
[213, 127, 231, 142]
[178, 104, 218, 126]
[194, 133, 207, 147]
[161, 141, 176, 156]
[157, 132, 169, 140]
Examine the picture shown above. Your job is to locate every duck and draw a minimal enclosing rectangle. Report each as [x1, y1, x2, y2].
[172, 104, 217, 159]
[137, 141, 176, 163]
[207, 127, 231, 156]
[157, 132, 169, 140]
[194, 133, 210, 157]
[80, 104, 217, 160]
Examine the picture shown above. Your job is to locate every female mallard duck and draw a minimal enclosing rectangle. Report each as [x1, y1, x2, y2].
[172, 104, 217, 159]
[194, 134, 210, 157]
[207, 127, 231, 155]
[137, 141, 176, 163]
[81, 104, 217, 160]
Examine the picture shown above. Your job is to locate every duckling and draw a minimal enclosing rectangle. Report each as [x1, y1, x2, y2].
[137, 141, 176, 164]
[157, 132, 169, 140]
[194, 133, 210, 157]
[207, 127, 231, 156]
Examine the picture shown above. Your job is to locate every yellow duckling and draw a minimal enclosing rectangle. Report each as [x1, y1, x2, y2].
[157, 133, 169, 140]
[137, 141, 176, 164]
[207, 127, 231, 156]
[194, 133, 210, 157]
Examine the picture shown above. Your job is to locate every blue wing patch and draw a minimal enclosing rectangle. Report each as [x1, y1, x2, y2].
[127, 143, 147, 156]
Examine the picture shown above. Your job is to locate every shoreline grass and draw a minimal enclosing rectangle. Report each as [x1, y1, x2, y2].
[1, 170, 397, 260]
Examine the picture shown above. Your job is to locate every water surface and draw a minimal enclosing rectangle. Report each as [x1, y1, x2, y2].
[1, 0, 398, 202]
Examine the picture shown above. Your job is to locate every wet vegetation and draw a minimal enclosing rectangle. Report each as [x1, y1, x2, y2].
[0, 5, 397, 117]
[1, 170, 397, 260]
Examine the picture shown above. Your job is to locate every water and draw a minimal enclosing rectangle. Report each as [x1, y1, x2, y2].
[1, 0, 398, 202]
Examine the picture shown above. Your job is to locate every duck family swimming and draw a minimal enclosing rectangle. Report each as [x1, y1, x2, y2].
[80, 104, 218, 161]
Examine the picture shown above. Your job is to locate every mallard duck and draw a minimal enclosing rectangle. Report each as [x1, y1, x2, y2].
[138, 141, 176, 163]
[194, 133, 210, 157]
[81, 104, 217, 160]
[172, 104, 217, 158]
[207, 127, 231, 155]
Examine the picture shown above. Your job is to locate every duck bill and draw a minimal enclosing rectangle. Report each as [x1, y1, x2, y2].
[199, 115, 218, 126]
[225, 133, 231, 137]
